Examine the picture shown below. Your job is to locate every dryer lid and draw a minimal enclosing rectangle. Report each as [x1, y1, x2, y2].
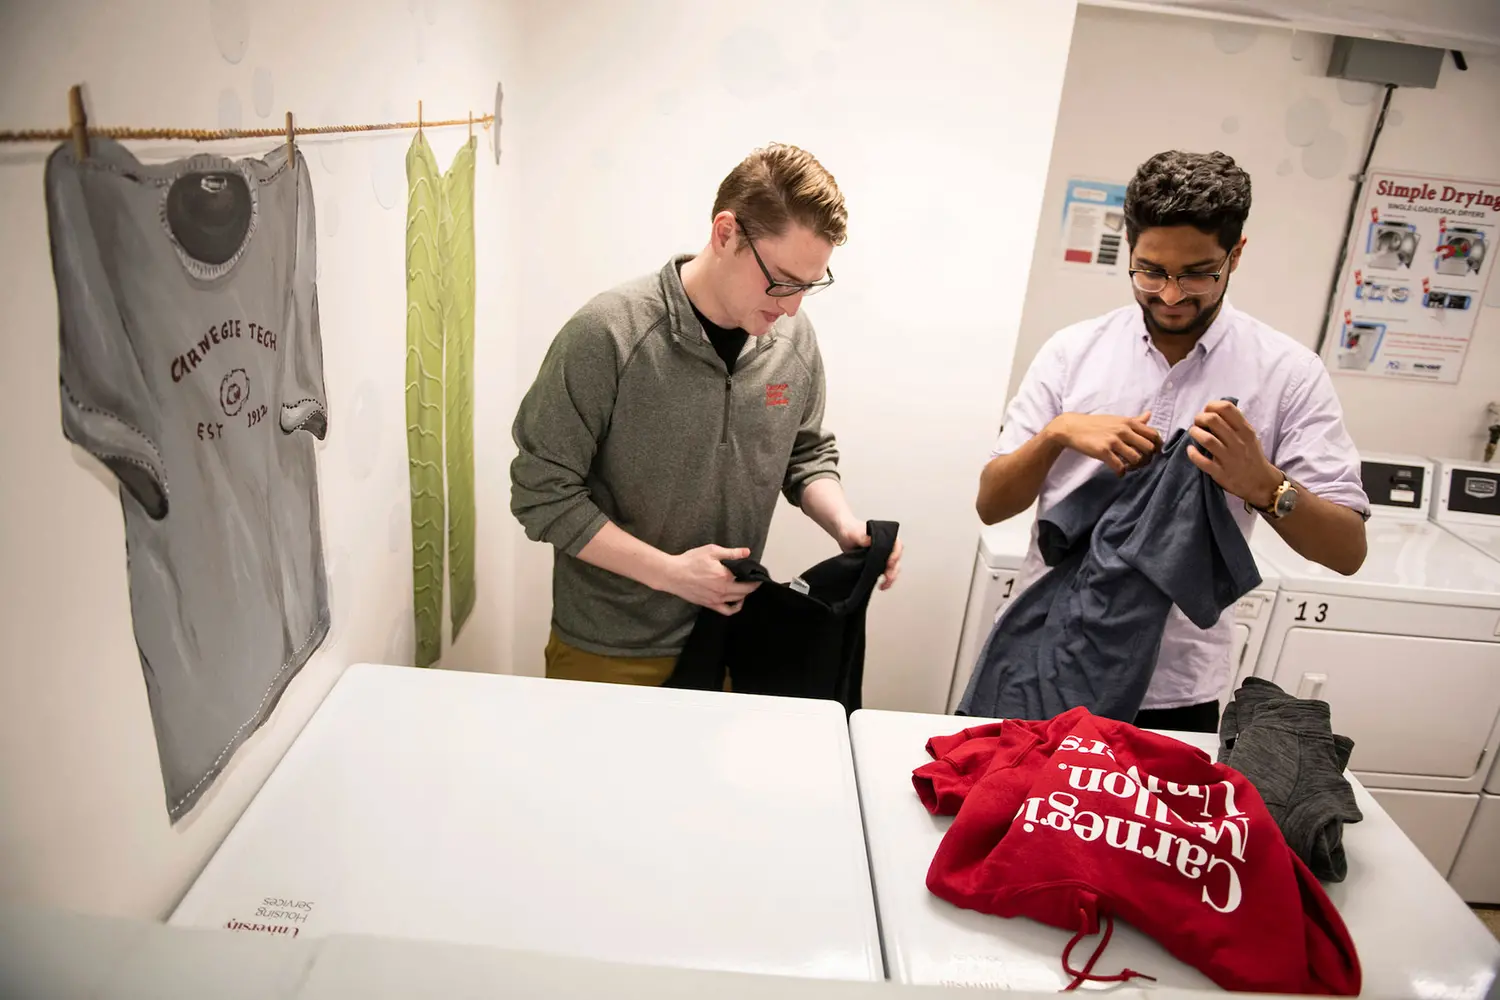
[1252, 520, 1500, 607]
[979, 509, 1035, 568]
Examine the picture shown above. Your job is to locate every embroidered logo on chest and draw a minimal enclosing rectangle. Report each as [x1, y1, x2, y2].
[765, 383, 790, 407]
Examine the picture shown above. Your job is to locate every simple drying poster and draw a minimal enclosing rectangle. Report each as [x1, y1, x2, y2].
[1059, 178, 1129, 275]
[1323, 169, 1497, 383]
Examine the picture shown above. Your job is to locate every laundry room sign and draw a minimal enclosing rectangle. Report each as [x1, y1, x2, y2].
[1322, 169, 1498, 383]
[1058, 178, 1129, 274]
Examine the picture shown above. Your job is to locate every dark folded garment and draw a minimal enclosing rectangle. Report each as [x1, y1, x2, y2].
[1220, 677, 1362, 882]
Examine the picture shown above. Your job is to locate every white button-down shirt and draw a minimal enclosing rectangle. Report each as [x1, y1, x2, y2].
[993, 301, 1368, 710]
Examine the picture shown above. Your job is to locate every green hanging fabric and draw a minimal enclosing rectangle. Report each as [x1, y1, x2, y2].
[441, 137, 478, 640]
[404, 133, 445, 667]
[404, 132, 480, 666]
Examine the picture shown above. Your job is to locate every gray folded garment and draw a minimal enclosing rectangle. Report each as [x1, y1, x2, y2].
[1219, 677, 1363, 882]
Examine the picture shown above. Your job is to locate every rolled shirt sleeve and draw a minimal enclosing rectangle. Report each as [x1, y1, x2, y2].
[1272, 354, 1370, 516]
[991, 340, 1066, 459]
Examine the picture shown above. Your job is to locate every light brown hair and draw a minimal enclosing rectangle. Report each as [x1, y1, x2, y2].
[713, 143, 848, 247]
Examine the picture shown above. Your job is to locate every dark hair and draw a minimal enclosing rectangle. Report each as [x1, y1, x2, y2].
[1124, 150, 1252, 251]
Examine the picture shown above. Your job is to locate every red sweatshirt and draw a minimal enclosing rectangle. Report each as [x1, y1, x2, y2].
[913, 707, 1360, 994]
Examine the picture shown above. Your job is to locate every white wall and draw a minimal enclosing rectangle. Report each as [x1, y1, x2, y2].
[1009, 5, 1500, 460]
[0, 0, 1082, 920]
[0, 0, 522, 917]
[511, 0, 1078, 713]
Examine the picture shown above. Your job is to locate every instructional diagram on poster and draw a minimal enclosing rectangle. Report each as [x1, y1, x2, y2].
[1323, 170, 1497, 383]
[1059, 179, 1128, 274]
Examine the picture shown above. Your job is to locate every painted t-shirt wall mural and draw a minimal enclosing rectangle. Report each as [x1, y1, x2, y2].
[44, 137, 330, 821]
[32, 75, 497, 816]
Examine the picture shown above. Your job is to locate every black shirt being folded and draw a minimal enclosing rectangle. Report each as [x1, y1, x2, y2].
[666, 521, 899, 713]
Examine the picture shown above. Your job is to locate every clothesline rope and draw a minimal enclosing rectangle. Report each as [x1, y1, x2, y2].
[0, 115, 494, 144]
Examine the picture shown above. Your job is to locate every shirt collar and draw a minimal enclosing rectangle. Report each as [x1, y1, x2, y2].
[1196, 299, 1237, 356]
[662, 254, 776, 352]
[1131, 298, 1238, 358]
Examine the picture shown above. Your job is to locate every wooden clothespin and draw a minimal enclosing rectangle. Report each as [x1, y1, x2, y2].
[68, 84, 89, 160]
[417, 100, 423, 135]
[467, 110, 473, 140]
[285, 111, 295, 162]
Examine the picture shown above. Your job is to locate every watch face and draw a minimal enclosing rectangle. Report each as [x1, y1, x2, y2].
[1276, 485, 1298, 516]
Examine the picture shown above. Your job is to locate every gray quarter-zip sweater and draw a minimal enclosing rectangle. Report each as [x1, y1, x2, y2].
[511, 255, 841, 657]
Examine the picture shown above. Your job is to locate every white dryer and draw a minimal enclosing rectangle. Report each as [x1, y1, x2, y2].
[1248, 453, 1500, 880]
[946, 512, 1034, 713]
[1433, 457, 1500, 560]
[1430, 457, 1500, 905]
[1449, 754, 1500, 906]
[1224, 557, 1281, 709]
[947, 508, 1283, 714]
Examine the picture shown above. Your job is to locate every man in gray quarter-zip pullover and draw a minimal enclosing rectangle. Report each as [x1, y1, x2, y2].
[511, 144, 902, 683]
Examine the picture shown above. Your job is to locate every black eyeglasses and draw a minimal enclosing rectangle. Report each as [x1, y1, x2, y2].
[739, 224, 835, 298]
[1129, 251, 1233, 296]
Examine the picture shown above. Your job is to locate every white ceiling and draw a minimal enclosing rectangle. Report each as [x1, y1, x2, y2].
[1081, 0, 1500, 57]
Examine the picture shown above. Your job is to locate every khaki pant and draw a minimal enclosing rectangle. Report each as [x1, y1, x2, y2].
[544, 630, 731, 690]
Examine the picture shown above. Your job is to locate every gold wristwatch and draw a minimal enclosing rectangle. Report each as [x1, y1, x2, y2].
[1247, 471, 1298, 520]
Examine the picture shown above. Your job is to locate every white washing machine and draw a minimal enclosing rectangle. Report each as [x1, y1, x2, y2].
[1248, 453, 1500, 880]
[947, 508, 1283, 714]
[1430, 457, 1500, 904]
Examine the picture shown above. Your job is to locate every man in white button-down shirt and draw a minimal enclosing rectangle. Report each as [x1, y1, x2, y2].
[976, 150, 1370, 733]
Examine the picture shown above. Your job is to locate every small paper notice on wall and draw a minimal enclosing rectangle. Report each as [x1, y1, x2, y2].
[1059, 179, 1129, 274]
[1322, 169, 1499, 383]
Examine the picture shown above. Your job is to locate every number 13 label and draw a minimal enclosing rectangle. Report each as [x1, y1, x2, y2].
[1294, 600, 1330, 624]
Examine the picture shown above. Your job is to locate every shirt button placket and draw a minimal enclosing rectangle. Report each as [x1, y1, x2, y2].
[1151, 384, 1175, 433]
[1153, 354, 1196, 433]
[1143, 347, 1173, 433]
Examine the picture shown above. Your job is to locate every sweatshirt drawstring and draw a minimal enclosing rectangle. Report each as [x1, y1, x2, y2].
[1061, 908, 1157, 991]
